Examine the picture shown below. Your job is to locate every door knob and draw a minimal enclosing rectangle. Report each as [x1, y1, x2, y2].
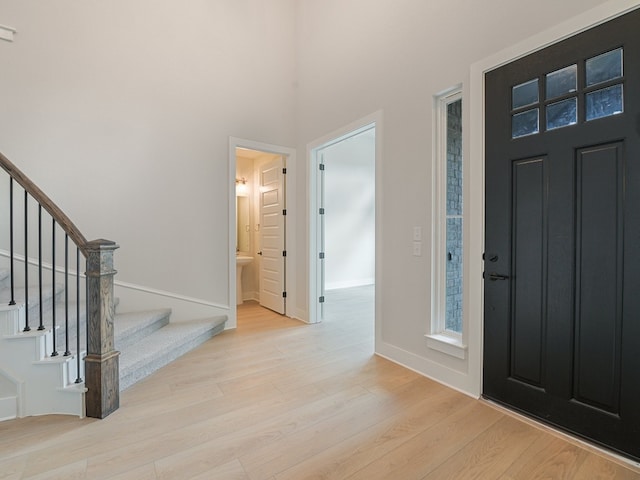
[257, 251, 263, 256]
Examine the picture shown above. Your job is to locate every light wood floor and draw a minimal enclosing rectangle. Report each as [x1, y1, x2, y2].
[1, 285, 639, 479]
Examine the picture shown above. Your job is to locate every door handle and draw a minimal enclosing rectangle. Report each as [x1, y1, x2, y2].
[485, 272, 509, 281]
[257, 251, 263, 256]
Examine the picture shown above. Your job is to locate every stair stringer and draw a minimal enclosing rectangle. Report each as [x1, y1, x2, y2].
[0, 303, 86, 419]
[0, 365, 22, 421]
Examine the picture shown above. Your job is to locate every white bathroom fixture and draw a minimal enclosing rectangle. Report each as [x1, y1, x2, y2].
[236, 255, 253, 305]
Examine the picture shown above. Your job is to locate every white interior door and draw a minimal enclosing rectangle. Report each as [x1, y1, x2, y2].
[259, 156, 286, 314]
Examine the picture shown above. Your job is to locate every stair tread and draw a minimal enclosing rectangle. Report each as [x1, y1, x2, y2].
[114, 309, 172, 340]
[119, 316, 226, 370]
[0, 268, 229, 410]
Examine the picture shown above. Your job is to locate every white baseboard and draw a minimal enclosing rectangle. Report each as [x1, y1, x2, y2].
[0, 396, 17, 421]
[325, 278, 375, 290]
[375, 340, 479, 398]
[114, 282, 229, 322]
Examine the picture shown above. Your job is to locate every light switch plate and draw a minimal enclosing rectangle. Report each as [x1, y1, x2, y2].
[0, 25, 16, 42]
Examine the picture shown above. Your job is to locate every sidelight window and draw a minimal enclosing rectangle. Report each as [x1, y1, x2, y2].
[428, 87, 467, 359]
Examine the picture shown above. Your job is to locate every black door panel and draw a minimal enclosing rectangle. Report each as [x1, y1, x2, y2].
[484, 7, 640, 461]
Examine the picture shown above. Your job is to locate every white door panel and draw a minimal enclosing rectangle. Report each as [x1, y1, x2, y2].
[259, 157, 286, 314]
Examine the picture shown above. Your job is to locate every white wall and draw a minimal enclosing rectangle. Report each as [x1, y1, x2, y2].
[294, 0, 613, 395]
[1, 0, 633, 397]
[0, 0, 296, 319]
[322, 129, 375, 290]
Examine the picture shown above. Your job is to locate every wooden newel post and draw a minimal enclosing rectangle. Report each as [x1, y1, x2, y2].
[84, 239, 120, 419]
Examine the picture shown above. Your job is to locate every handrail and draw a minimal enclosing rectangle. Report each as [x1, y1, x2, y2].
[0, 151, 88, 254]
[0, 150, 120, 418]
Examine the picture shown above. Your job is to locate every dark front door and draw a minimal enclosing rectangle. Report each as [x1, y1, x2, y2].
[484, 8, 640, 461]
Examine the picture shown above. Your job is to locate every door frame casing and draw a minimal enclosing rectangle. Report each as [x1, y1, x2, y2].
[468, 0, 640, 397]
[307, 110, 383, 328]
[228, 137, 297, 328]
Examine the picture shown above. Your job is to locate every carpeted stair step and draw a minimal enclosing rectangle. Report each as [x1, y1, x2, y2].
[114, 309, 171, 351]
[118, 316, 227, 391]
[0, 263, 228, 397]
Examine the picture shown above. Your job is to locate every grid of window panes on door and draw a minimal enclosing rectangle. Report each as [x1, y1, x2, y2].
[511, 48, 624, 138]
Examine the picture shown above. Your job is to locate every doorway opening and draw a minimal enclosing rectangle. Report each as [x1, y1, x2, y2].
[309, 116, 378, 329]
[228, 138, 296, 329]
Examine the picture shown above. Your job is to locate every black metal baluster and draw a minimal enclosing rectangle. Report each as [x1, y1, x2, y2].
[75, 247, 82, 383]
[9, 179, 15, 306]
[64, 234, 70, 356]
[51, 219, 58, 356]
[38, 205, 44, 330]
[85, 273, 88, 373]
[23, 190, 30, 332]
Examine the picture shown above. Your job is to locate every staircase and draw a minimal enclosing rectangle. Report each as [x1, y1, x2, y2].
[0, 267, 227, 421]
[0, 151, 231, 420]
[116, 309, 226, 390]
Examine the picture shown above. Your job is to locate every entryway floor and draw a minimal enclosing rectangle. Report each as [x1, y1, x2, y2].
[1, 285, 637, 478]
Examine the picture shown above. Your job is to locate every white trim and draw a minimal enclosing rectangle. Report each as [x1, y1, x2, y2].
[113, 280, 229, 310]
[325, 278, 374, 291]
[307, 110, 383, 327]
[468, 0, 640, 398]
[425, 333, 467, 360]
[0, 250, 84, 278]
[228, 137, 297, 329]
[0, 366, 24, 419]
[0, 249, 227, 311]
[431, 87, 464, 347]
[375, 346, 477, 399]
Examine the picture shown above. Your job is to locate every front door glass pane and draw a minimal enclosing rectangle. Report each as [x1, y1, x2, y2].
[547, 97, 577, 130]
[546, 65, 577, 100]
[513, 79, 539, 109]
[586, 48, 623, 86]
[586, 84, 624, 121]
[512, 109, 539, 138]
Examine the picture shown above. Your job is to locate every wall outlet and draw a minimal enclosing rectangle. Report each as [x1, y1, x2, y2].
[413, 241, 422, 256]
[413, 226, 422, 241]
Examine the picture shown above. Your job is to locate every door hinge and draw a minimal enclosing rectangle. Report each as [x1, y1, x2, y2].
[283, 250, 287, 257]
[283, 167, 287, 174]
[283, 291, 287, 298]
[319, 207, 325, 215]
[319, 252, 325, 259]
[283, 209, 287, 216]
[319, 163, 325, 171]
[319, 296, 325, 303]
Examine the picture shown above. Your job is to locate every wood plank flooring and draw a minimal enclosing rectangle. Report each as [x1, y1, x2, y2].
[1, 285, 639, 479]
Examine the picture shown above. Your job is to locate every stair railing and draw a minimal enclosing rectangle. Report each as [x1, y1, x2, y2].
[0, 151, 120, 419]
